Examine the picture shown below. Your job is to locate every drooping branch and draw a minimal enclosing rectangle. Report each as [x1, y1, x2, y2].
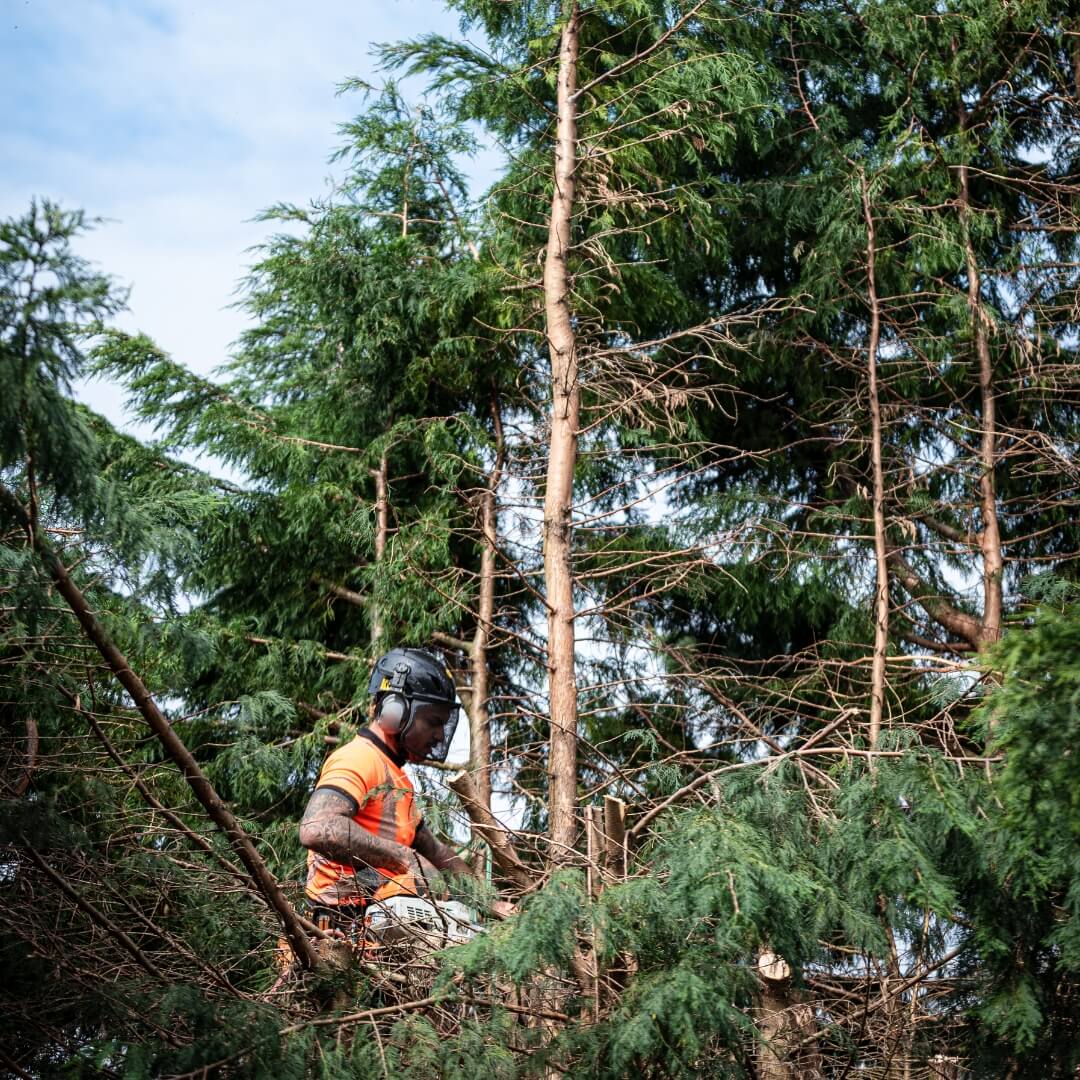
[0, 482, 319, 970]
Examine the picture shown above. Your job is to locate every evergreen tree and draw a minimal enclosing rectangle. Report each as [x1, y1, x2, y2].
[1, 203, 314, 1074]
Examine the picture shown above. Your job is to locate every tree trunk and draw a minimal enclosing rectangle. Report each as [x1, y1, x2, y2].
[542, 1, 582, 865]
[958, 134, 1003, 647]
[602, 795, 627, 881]
[861, 173, 889, 751]
[756, 951, 821, 1079]
[469, 393, 505, 814]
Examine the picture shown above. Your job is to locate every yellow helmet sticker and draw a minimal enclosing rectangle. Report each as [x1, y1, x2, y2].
[380, 677, 391, 691]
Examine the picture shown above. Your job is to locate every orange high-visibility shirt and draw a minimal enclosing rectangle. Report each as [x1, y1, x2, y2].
[305, 730, 422, 906]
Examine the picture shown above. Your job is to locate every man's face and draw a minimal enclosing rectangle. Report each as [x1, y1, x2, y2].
[402, 701, 452, 762]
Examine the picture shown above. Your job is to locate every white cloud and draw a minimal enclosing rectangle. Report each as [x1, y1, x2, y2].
[3, 0, 474, 434]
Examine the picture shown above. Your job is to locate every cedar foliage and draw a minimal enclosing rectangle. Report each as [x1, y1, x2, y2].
[2, 2, 1080, 1077]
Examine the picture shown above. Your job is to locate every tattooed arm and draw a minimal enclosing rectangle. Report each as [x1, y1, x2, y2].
[298, 787, 415, 875]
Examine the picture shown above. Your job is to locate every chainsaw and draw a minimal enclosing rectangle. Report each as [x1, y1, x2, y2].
[364, 896, 482, 947]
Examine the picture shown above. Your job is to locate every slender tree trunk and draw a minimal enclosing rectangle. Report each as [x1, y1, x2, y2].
[469, 393, 505, 813]
[542, 0, 582, 865]
[370, 453, 389, 645]
[402, 133, 414, 238]
[958, 137, 1003, 646]
[13, 715, 38, 797]
[861, 174, 889, 751]
[1072, 23, 1080, 99]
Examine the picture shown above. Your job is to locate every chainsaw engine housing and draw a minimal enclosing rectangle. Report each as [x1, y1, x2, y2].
[365, 896, 480, 947]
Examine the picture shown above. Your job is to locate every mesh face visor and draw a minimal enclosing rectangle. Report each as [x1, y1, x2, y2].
[409, 698, 460, 763]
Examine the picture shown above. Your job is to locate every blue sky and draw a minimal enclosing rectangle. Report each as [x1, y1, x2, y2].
[2, 0, 481, 432]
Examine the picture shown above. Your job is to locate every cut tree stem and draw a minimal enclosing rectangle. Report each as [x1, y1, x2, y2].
[542, 0, 582, 864]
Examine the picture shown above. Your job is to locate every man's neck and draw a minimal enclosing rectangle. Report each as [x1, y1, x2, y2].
[359, 724, 406, 768]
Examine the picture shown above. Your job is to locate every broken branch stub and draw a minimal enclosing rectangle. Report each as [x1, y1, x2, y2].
[448, 769, 533, 889]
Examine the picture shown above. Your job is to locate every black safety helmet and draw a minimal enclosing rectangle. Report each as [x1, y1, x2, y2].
[367, 647, 459, 762]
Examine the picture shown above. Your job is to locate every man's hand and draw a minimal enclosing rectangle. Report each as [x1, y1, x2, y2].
[392, 844, 423, 877]
[400, 848, 440, 896]
[412, 823, 470, 880]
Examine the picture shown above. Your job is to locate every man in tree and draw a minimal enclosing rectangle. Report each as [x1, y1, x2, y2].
[299, 647, 502, 925]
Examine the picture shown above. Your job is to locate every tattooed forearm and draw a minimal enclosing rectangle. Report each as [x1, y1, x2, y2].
[298, 787, 411, 873]
[301, 787, 358, 821]
[302, 816, 410, 872]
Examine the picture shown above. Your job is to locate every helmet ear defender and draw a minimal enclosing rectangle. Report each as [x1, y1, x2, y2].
[377, 661, 413, 735]
[377, 693, 410, 735]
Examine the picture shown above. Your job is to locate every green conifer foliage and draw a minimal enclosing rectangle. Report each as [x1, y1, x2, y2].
[92, 86, 521, 826]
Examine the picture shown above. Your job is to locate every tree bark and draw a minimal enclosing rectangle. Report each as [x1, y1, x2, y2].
[542, 1, 582, 865]
[468, 393, 505, 814]
[755, 950, 821, 1078]
[602, 795, 627, 880]
[861, 173, 889, 751]
[959, 137, 1003, 646]
[756, 950, 792, 1080]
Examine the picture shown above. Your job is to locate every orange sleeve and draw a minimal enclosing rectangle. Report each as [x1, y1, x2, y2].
[316, 741, 379, 810]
